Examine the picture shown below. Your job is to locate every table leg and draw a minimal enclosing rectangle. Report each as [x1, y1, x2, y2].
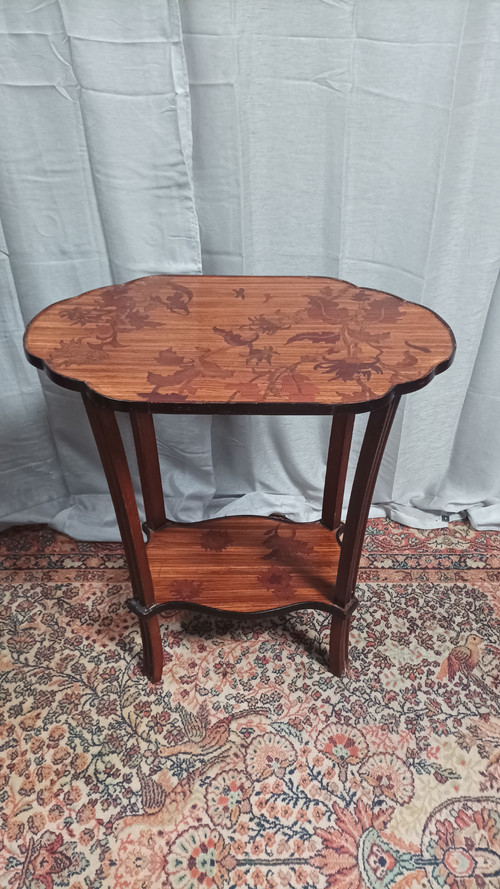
[130, 413, 167, 531]
[329, 616, 351, 676]
[82, 395, 163, 682]
[321, 413, 354, 531]
[330, 396, 400, 675]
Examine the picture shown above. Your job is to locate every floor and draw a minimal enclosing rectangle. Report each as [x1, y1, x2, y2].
[0, 519, 499, 889]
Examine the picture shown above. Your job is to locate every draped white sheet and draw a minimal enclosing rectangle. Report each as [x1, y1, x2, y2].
[1, 0, 499, 537]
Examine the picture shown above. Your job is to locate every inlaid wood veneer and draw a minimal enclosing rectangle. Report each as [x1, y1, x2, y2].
[24, 275, 455, 682]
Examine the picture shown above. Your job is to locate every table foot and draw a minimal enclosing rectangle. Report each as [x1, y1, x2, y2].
[328, 614, 351, 677]
[138, 614, 163, 683]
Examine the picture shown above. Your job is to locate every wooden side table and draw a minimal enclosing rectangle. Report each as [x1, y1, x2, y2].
[24, 276, 455, 682]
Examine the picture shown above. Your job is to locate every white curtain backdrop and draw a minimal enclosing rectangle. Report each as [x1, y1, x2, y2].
[1, 0, 499, 538]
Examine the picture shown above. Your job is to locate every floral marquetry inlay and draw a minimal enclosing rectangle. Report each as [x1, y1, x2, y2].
[24, 275, 454, 411]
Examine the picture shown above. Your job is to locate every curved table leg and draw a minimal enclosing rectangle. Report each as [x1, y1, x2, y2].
[82, 394, 163, 682]
[139, 616, 163, 683]
[321, 413, 354, 531]
[329, 615, 351, 676]
[130, 413, 167, 532]
[330, 397, 401, 675]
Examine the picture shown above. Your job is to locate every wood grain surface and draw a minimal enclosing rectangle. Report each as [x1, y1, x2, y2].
[24, 275, 455, 413]
[146, 516, 342, 613]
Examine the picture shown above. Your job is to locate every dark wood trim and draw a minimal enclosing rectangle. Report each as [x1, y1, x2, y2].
[82, 395, 155, 608]
[21, 356, 456, 416]
[82, 394, 163, 681]
[335, 396, 401, 606]
[329, 615, 352, 676]
[130, 413, 166, 531]
[321, 413, 355, 530]
[127, 595, 358, 621]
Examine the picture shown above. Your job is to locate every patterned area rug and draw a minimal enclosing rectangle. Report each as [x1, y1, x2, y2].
[0, 520, 499, 889]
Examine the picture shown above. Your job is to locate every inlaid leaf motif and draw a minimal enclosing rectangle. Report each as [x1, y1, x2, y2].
[145, 281, 193, 315]
[213, 327, 259, 347]
[405, 340, 431, 353]
[400, 350, 419, 368]
[165, 289, 192, 315]
[155, 347, 186, 367]
[359, 293, 402, 324]
[147, 365, 198, 387]
[286, 331, 341, 346]
[137, 385, 188, 403]
[246, 345, 275, 366]
[314, 357, 383, 383]
[306, 291, 351, 324]
[200, 529, 232, 552]
[194, 349, 229, 377]
[48, 339, 107, 367]
[279, 370, 319, 400]
[124, 308, 161, 330]
[262, 527, 314, 561]
[247, 314, 292, 335]
[27, 274, 454, 410]
[59, 305, 94, 326]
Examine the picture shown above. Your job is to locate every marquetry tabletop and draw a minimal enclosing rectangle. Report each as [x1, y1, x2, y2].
[24, 275, 455, 413]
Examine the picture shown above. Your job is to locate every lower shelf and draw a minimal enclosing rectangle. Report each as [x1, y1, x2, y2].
[145, 515, 341, 615]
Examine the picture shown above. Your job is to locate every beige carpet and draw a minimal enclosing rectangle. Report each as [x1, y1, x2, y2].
[0, 519, 499, 888]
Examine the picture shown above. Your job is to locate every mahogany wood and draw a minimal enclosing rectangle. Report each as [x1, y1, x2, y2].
[335, 397, 401, 608]
[24, 275, 455, 414]
[82, 395, 162, 682]
[23, 276, 455, 682]
[130, 413, 167, 531]
[329, 616, 351, 677]
[321, 413, 355, 531]
[145, 516, 341, 613]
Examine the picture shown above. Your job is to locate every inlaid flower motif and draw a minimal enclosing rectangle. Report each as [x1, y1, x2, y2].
[200, 529, 232, 552]
[165, 826, 231, 889]
[359, 753, 414, 805]
[256, 566, 294, 597]
[246, 313, 290, 335]
[48, 338, 108, 369]
[246, 344, 275, 365]
[245, 732, 296, 781]
[169, 579, 203, 601]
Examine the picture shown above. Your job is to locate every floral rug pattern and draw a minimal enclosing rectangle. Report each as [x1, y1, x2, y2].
[0, 519, 499, 888]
